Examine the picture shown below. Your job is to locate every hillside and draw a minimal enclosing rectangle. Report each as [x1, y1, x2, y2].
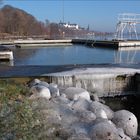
[0, 5, 47, 36]
[0, 5, 96, 39]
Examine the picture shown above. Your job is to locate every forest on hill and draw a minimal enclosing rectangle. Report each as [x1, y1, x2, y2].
[0, 5, 109, 40]
[0, 5, 47, 37]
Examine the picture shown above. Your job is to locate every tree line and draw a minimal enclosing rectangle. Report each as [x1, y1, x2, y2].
[0, 5, 112, 40]
[0, 5, 47, 37]
[0, 5, 93, 40]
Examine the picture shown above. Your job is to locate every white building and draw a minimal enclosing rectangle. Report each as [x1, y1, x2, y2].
[59, 22, 79, 30]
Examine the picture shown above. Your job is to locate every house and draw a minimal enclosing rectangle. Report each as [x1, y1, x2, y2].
[59, 22, 79, 30]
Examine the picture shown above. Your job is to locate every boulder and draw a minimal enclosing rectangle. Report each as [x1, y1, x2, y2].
[112, 110, 138, 138]
[68, 133, 91, 140]
[90, 101, 114, 119]
[56, 104, 78, 126]
[54, 94, 71, 105]
[28, 79, 49, 88]
[94, 108, 108, 119]
[91, 93, 100, 102]
[28, 78, 41, 87]
[64, 87, 90, 101]
[48, 84, 60, 97]
[71, 123, 89, 136]
[30, 85, 51, 99]
[76, 110, 96, 123]
[90, 121, 118, 140]
[117, 128, 131, 140]
[132, 136, 140, 140]
[39, 81, 49, 88]
[71, 98, 91, 111]
[49, 83, 58, 88]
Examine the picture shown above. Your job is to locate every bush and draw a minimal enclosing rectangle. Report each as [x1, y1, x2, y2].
[0, 80, 40, 140]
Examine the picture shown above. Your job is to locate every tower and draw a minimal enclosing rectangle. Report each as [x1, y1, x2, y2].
[114, 13, 140, 40]
[62, 0, 64, 23]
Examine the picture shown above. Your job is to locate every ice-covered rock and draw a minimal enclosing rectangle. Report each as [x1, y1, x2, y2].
[49, 83, 58, 88]
[28, 78, 41, 87]
[91, 93, 100, 102]
[28, 79, 50, 88]
[132, 136, 140, 140]
[54, 94, 71, 105]
[29, 85, 51, 99]
[71, 98, 91, 111]
[95, 108, 108, 119]
[28, 79, 138, 140]
[90, 121, 118, 140]
[117, 128, 131, 140]
[56, 104, 78, 126]
[76, 110, 96, 122]
[90, 101, 114, 119]
[39, 81, 49, 88]
[48, 84, 60, 97]
[68, 133, 91, 140]
[112, 110, 138, 138]
[71, 122, 89, 136]
[64, 87, 90, 101]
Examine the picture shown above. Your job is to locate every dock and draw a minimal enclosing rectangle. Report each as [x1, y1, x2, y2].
[0, 39, 73, 47]
[0, 46, 13, 60]
[0, 39, 140, 48]
[72, 39, 140, 48]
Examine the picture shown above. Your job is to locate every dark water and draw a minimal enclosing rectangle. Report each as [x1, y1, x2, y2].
[103, 95, 140, 135]
[6, 44, 140, 66]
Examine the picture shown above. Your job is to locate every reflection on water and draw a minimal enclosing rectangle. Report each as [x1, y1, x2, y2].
[0, 60, 14, 66]
[115, 47, 139, 64]
[2, 44, 140, 66]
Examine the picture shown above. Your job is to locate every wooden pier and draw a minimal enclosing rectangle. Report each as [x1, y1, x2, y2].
[72, 39, 140, 48]
[0, 39, 72, 47]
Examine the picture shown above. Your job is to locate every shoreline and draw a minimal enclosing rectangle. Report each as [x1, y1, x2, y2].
[0, 64, 140, 77]
[0, 64, 140, 97]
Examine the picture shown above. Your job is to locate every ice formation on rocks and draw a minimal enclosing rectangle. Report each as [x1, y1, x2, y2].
[28, 79, 138, 140]
[112, 110, 138, 138]
[64, 87, 90, 101]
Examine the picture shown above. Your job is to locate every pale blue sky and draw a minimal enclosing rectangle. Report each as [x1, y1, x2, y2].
[2, 0, 140, 32]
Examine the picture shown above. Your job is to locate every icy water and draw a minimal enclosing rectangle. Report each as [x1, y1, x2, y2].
[5, 44, 140, 66]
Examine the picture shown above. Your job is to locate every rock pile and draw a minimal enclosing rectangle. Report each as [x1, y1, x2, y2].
[29, 79, 138, 140]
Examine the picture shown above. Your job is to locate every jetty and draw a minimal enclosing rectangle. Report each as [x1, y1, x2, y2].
[72, 39, 140, 48]
[0, 45, 13, 60]
[1, 39, 140, 48]
[0, 39, 73, 47]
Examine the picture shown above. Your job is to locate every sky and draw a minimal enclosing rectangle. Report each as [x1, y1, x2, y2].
[2, 0, 140, 32]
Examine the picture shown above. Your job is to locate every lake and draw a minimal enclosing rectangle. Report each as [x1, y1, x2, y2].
[4, 44, 140, 66]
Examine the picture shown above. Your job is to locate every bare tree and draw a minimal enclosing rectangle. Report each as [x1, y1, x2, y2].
[0, 0, 3, 5]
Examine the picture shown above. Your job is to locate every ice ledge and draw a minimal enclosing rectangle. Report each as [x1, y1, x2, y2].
[44, 67, 140, 77]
